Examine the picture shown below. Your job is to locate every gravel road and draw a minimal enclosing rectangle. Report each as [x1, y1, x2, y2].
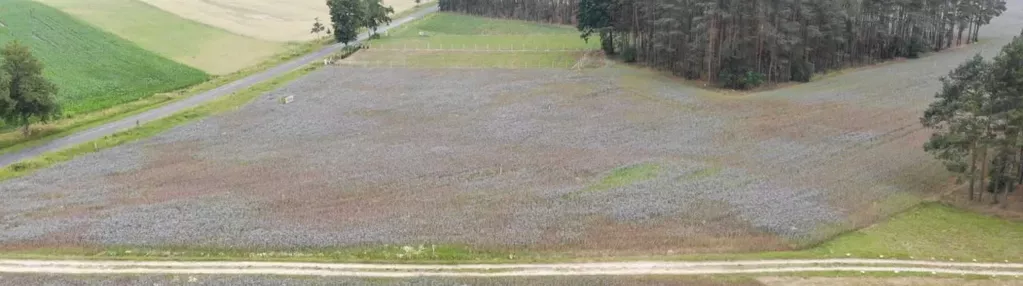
[0, 5, 439, 168]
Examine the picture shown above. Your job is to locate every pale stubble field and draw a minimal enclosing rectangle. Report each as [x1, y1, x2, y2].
[139, 0, 423, 42]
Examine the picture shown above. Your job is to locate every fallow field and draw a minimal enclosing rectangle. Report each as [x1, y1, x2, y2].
[1, 4, 1023, 260]
[0, 0, 207, 115]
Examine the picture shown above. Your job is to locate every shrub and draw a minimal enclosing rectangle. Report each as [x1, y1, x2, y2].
[621, 46, 637, 63]
[790, 60, 815, 82]
[719, 70, 766, 90]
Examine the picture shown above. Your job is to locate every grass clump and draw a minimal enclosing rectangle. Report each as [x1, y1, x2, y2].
[584, 163, 661, 193]
[680, 165, 724, 181]
[0, 0, 208, 115]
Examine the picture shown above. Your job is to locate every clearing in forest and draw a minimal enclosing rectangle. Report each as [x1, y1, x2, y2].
[343, 13, 600, 69]
[0, 0, 207, 115]
[135, 0, 421, 42]
[34, 0, 286, 75]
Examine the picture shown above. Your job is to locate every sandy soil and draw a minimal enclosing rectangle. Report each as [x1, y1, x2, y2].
[139, 0, 422, 42]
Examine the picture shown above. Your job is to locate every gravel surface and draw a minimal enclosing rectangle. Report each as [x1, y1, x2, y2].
[1, 2, 1021, 254]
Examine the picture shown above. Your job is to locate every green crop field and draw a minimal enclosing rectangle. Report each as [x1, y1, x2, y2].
[346, 12, 600, 68]
[0, 0, 207, 116]
[35, 0, 286, 75]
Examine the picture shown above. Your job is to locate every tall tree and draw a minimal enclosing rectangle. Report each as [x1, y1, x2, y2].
[364, 0, 395, 36]
[921, 31, 1023, 205]
[0, 41, 59, 136]
[576, 0, 615, 53]
[922, 54, 989, 200]
[327, 0, 366, 44]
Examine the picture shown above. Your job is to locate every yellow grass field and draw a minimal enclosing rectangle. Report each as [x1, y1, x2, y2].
[34, 0, 285, 75]
[138, 0, 421, 42]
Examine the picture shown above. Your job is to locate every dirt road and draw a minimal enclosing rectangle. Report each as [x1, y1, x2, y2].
[1, 259, 1021, 277]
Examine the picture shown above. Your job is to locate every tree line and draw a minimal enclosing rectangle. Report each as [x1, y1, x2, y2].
[0, 41, 59, 136]
[922, 31, 1023, 205]
[325, 0, 395, 45]
[439, 0, 579, 25]
[441, 0, 1007, 89]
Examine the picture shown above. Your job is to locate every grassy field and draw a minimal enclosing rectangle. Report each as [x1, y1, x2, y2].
[807, 203, 1023, 261]
[0, 0, 207, 115]
[138, 0, 421, 42]
[35, 0, 286, 75]
[344, 12, 599, 68]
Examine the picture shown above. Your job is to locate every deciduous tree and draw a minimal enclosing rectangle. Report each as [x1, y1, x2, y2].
[311, 17, 327, 38]
[327, 0, 366, 44]
[364, 0, 395, 37]
[0, 41, 59, 136]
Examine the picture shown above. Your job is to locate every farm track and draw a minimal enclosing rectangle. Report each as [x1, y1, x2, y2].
[0, 259, 1022, 277]
[0, 5, 439, 169]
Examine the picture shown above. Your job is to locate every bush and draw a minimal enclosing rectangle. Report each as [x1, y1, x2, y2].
[600, 31, 615, 55]
[719, 70, 766, 90]
[621, 46, 637, 63]
[717, 53, 765, 90]
[907, 36, 926, 59]
[790, 60, 815, 82]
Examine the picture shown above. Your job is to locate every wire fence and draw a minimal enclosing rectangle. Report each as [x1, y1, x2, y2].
[333, 58, 582, 69]
[362, 42, 598, 53]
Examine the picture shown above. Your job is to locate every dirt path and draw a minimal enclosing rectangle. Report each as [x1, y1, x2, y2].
[1, 259, 1021, 277]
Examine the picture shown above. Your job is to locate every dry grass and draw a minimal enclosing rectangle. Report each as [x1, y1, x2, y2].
[35, 0, 286, 74]
[138, 0, 421, 42]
